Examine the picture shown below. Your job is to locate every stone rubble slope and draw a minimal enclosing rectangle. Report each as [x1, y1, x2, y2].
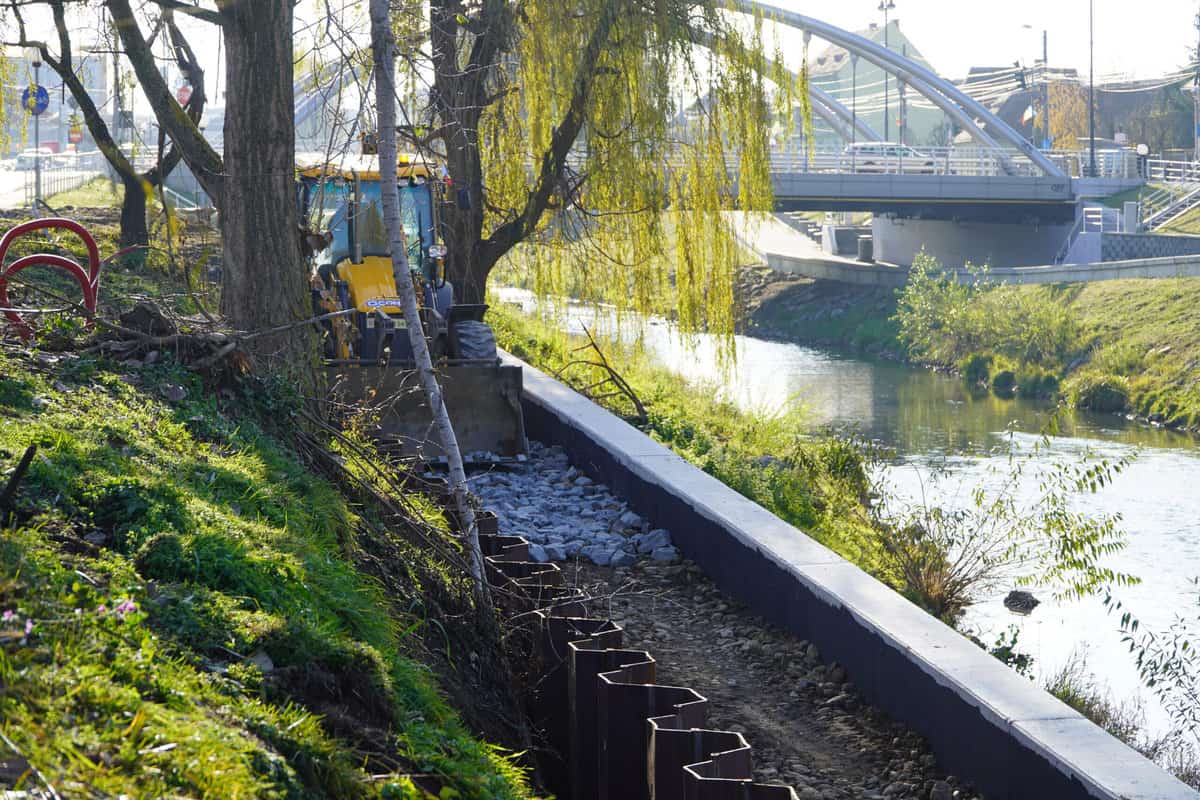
[470, 441, 679, 566]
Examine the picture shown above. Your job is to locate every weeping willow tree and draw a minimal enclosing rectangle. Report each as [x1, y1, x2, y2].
[391, 0, 810, 342]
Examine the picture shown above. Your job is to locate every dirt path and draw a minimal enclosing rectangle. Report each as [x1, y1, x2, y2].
[563, 558, 982, 800]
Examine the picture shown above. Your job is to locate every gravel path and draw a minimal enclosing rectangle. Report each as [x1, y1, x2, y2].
[472, 443, 986, 800]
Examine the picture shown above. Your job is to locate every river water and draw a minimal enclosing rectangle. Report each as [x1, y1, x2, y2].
[498, 288, 1199, 740]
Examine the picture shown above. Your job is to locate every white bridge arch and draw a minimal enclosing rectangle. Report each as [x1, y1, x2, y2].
[728, 0, 1067, 179]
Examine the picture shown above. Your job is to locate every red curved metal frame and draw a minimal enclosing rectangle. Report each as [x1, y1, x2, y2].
[0, 218, 104, 340]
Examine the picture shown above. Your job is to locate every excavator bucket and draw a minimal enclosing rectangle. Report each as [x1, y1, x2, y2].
[328, 362, 527, 460]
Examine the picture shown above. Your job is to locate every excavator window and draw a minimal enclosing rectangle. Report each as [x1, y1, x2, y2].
[305, 177, 434, 280]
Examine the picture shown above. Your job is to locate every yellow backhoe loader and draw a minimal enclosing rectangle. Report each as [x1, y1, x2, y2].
[298, 152, 526, 459]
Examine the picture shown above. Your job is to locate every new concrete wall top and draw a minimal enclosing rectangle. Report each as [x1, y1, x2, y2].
[505, 351, 1199, 800]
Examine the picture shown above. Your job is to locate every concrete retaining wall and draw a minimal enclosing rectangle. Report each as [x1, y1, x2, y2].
[767, 249, 1200, 287]
[822, 224, 872, 256]
[1102, 232, 1200, 262]
[872, 216, 1074, 268]
[507, 351, 1198, 800]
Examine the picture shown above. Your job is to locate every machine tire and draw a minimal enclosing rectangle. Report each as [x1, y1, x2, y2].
[454, 320, 498, 360]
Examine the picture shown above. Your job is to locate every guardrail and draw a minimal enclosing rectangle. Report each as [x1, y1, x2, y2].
[1146, 159, 1200, 183]
[23, 153, 106, 206]
[766, 147, 1148, 180]
[766, 146, 1039, 177]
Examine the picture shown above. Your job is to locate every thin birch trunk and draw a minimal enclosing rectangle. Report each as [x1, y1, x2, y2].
[370, 0, 491, 608]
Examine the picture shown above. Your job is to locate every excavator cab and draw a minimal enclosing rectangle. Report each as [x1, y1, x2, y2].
[298, 154, 526, 459]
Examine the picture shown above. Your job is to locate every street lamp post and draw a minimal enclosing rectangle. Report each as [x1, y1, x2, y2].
[26, 47, 42, 211]
[1088, 0, 1097, 178]
[879, 0, 895, 142]
[1193, 11, 1200, 162]
[851, 53, 859, 167]
[1042, 30, 1049, 150]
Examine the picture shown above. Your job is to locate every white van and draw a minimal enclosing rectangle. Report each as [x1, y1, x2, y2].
[840, 142, 936, 175]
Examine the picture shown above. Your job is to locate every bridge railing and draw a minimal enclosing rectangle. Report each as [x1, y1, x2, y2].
[1146, 158, 1200, 184]
[764, 145, 1041, 177]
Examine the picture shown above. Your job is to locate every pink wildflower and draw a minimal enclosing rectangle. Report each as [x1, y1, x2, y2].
[1, 609, 15, 623]
[24, 619, 32, 635]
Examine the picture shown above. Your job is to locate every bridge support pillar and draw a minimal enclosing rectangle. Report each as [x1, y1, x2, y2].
[871, 215, 1074, 269]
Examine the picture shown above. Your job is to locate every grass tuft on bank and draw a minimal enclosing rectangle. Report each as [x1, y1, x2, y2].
[0, 342, 536, 798]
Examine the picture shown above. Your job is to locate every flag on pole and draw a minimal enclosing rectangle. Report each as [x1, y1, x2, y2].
[1021, 104, 1037, 124]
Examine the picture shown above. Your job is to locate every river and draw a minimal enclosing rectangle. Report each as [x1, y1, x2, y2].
[497, 288, 1199, 742]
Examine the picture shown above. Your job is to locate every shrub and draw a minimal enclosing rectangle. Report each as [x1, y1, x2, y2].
[991, 369, 1017, 397]
[1013, 366, 1061, 399]
[959, 353, 992, 386]
[1072, 374, 1130, 413]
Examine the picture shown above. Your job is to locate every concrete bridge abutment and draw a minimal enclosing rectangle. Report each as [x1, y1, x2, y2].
[870, 215, 1075, 269]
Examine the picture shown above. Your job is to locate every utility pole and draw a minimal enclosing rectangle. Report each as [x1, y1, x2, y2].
[851, 53, 858, 167]
[1042, 30, 1050, 150]
[1194, 10, 1200, 162]
[878, 0, 895, 141]
[27, 48, 42, 211]
[899, 44, 908, 144]
[1089, 0, 1097, 178]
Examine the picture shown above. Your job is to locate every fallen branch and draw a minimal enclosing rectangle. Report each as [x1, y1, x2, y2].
[0, 444, 37, 514]
[552, 322, 648, 421]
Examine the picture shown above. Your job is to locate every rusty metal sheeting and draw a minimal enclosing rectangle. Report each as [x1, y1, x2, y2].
[471, 508, 799, 800]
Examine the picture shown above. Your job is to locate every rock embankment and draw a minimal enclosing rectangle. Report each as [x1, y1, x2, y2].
[471, 442, 679, 566]
[473, 442, 984, 800]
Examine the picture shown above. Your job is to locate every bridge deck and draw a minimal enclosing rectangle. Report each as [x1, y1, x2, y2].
[770, 173, 1077, 222]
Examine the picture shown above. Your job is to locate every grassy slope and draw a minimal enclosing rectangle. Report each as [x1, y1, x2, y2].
[0, 348, 535, 799]
[0, 210, 536, 798]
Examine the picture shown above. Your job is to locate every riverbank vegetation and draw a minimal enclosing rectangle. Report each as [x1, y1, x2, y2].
[893, 253, 1200, 430]
[0, 215, 538, 798]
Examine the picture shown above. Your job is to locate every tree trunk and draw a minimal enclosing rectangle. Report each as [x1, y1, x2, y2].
[119, 174, 149, 249]
[371, 0, 491, 609]
[218, 0, 318, 386]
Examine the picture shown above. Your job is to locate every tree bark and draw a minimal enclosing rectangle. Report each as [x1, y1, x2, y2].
[119, 173, 148, 247]
[423, 0, 620, 304]
[215, 0, 317, 383]
[371, 0, 491, 609]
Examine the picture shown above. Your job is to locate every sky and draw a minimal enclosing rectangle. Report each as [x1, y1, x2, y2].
[9, 0, 1199, 107]
[770, 0, 1198, 81]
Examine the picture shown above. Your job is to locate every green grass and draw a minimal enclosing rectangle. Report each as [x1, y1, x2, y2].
[488, 302, 894, 581]
[0, 345, 538, 799]
[47, 176, 123, 208]
[1159, 203, 1200, 235]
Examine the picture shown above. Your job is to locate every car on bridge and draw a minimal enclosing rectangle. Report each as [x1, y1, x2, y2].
[840, 142, 937, 175]
[13, 148, 56, 171]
